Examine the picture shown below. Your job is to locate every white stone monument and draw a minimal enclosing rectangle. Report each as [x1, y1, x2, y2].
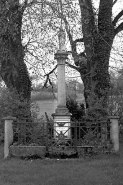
[52, 27, 71, 139]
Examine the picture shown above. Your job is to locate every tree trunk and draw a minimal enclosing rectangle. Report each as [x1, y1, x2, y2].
[0, 0, 31, 118]
[78, 0, 115, 118]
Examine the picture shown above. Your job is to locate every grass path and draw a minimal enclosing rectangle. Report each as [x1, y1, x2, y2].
[0, 144, 123, 185]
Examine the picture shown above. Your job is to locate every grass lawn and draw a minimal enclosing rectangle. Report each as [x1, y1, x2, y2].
[0, 144, 123, 185]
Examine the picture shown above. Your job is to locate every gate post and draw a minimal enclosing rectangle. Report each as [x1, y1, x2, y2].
[109, 116, 119, 153]
[3, 116, 16, 159]
[46, 120, 49, 153]
[74, 121, 77, 153]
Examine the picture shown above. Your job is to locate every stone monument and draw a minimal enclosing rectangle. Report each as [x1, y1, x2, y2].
[52, 27, 71, 139]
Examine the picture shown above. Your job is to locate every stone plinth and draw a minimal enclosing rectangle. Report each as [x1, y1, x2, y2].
[52, 113, 71, 139]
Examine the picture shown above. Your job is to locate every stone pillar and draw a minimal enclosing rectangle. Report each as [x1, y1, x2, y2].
[55, 51, 68, 112]
[53, 51, 71, 139]
[109, 116, 119, 153]
[4, 116, 16, 159]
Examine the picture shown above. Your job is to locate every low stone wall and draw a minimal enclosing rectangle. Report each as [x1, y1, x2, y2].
[9, 146, 46, 158]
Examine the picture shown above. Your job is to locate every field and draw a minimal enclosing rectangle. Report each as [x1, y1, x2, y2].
[0, 144, 123, 185]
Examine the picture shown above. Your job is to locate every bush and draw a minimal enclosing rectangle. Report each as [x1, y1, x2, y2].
[66, 97, 85, 120]
[0, 86, 40, 144]
[0, 87, 30, 118]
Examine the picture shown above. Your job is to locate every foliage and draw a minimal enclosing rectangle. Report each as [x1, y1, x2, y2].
[30, 101, 40, 121]
[0, 88, 30, 119]
[0, 86, 39, 143]
[66, 97, 85, 120]
[0, 88, 41, 120]
[86, 88, 108, 119]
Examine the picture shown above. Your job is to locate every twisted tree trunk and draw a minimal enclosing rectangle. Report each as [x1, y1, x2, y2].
[0, 0, 31, 118]
[76, 0, 115, 118]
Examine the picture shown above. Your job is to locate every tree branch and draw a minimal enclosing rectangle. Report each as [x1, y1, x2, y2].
[21, 0, 38, 11]
[44, 65, 57, 77]
[112, 10, 123, 26]
[41, 1, 73, 45]
[98, 0, 113, 30]
[21, 0, 28, 12]
[43, 65, 57, 88]
[113, 0, 118, 6]
[73, 38, 84, 45]
[26, 0, 83, 70]
[42, 1, 79, 63]
[66, 62, 79, 71]
[115, 22, 123, 35]
[79, 0, 97, 63]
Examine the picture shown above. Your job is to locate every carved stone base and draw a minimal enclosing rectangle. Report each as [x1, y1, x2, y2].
[52, 106, 71, 139]
[52, 114, 71, 139]
[54, 106, 70, 115]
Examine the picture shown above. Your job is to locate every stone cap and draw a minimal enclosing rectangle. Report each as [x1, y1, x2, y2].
[54, 51, 69, 60]
[52, 112, 71, 117]
[108, 116, 119, 120]
[2, 116, 16, 121]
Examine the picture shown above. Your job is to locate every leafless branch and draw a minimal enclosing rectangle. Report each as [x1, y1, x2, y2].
[73, 38, 84, 44]
[21, 0, 39, 11]
[115, 22, 123, 36]
[43, 75, 49, 88]
[66, 62, 79, 71]
[112, 10, 123, 26]
[29, 0, 82, 67]
[44, 65, 57, 77]
[23, 37, 31, 50]
[72, 38, 84, 54]
[43, 65, 57, 88]
[27, 50, 43, 64]
[21, 0, 29, 12]
[113, 0, 118, 6]
[42, 1, 75, 55]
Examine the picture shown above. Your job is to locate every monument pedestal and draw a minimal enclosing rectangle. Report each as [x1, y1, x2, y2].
[52, 110, 71, 139]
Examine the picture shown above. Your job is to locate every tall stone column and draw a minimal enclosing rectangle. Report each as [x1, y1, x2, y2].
[55, 51, 69, 114]
[52, 28, 71, 139]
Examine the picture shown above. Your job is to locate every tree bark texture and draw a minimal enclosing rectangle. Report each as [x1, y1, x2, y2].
[0, 0, 31, 118]
[76, 0, 115, 118]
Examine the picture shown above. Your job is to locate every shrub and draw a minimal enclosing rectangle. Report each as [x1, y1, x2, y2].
[0, 86, 40, 143]
[66, 97, 85, 120]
